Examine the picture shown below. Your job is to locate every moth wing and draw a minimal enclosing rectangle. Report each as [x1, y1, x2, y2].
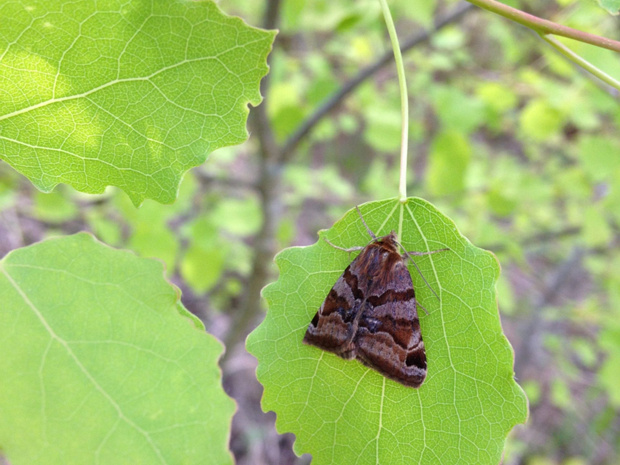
[303, 263, 362, 359]
[354, 259, 427, 388]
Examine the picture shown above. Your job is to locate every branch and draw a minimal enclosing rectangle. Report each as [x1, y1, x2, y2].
[513, 247, 585, 377]
[541, 34, 620, 93]
[279, 2, 474, 163]
[251, 0, 280, 162]
[223, 0, 283, 362]
[466, 0, 620, 53]
[482, 226, 581, 252]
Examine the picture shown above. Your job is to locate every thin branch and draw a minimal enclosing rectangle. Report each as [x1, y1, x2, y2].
[222, 0, 283, 362]
[482, 226, 581, 252]
[279, 2, 474, 163]
[251, 0, 280, 163]
[194, 171, 258, 191]
[513, 247, 585, 376]
[466, 0, 620, 53]
[541, 34, 620, 93]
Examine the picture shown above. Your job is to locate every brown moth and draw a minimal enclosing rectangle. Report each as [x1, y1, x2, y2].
[303, 209, 446, 388]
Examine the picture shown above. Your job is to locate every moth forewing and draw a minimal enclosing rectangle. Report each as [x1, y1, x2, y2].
[303, 230, 428, 388]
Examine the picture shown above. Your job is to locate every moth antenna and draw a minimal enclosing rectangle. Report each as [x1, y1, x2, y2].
[355, 206, 377, 240]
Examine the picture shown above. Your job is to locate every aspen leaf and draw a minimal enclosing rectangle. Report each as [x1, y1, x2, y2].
[0, 0, 275, 205]
[0, 234, 235, 465]
[247, 198, 528, 465]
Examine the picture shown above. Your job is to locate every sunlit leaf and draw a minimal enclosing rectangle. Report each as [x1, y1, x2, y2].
[247, 198, 528, 465]
[0, 0, 275, 205]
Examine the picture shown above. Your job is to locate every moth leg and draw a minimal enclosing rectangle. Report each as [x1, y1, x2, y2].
[399, 247, 450, 302]
[417, 300, 430, 316]
[323, 237, 364, 253]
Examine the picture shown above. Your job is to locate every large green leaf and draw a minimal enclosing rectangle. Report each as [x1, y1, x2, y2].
[0, 0, 275, 205]
[247, 198, 528, 465]
[0, 233, 235, 465]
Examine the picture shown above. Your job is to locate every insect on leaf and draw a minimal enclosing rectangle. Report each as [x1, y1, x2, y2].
[247, 197, 528, 465]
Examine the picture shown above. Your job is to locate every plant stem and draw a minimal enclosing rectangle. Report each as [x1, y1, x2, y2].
[540, 34, 620, 92]
[466, 0, 620, 53]
[378, 0, 409, 201]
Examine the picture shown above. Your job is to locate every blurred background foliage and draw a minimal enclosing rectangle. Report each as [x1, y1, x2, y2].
[1, 0, 619, 464]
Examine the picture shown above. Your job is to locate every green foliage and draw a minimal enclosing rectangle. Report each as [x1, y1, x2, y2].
[427, 131, 471, 196]
[181, 217, 227, 294]
[247, 199, 527, 465]
[576, 135, 620, 181]
[596, 0, 620, 14]
[0, 234, 235, 465]
[432, 86, 486, 134]
[519, 99, 564, 141]
[599, 320, 620, 407]
[0, 0, 275, 205]
[1, 0, 619, 463]
[31, 189, 79, 224]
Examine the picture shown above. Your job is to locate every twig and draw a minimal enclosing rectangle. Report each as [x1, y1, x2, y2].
[222, 0, 283, 362]
[466, 0, 620, 53]
[513, 247, 585, 377]
[540, 34, 620, 93]
[194, 171, 258, 191]
[482, 226, 582, 252]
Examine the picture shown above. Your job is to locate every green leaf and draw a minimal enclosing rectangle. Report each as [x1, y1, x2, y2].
[596, 0, 620, 14]
[31, 190, 79, 224]
[582, 204, 612, 247]
[431, 86, 485, 135]
[599, 318, 620, 407]
[247, 198, 528, 465]
[363, 103, 402, 153]
[211, 197, 262, 237]
[427, 131, 471, 196]
[576, 135, 620, 181]
[0, 0, 275, 206]
[181, 217, 227, 294]
[130, 224, 179, 272]
[519, 99, 563, 141]
[521, 380, 541, 406]
[0, 234, 235, 465]
[181, 244, 225, 293]
[550, 378, 572, 410]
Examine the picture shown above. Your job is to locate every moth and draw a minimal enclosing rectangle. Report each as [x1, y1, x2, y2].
[303, 208, 447, 388]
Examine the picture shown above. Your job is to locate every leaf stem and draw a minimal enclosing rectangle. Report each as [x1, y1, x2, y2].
[378, 0, 409, 201]
[540, 34, 620, 92]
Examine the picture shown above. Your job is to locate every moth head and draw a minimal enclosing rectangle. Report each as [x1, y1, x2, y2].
[375, 231, 400, 253]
